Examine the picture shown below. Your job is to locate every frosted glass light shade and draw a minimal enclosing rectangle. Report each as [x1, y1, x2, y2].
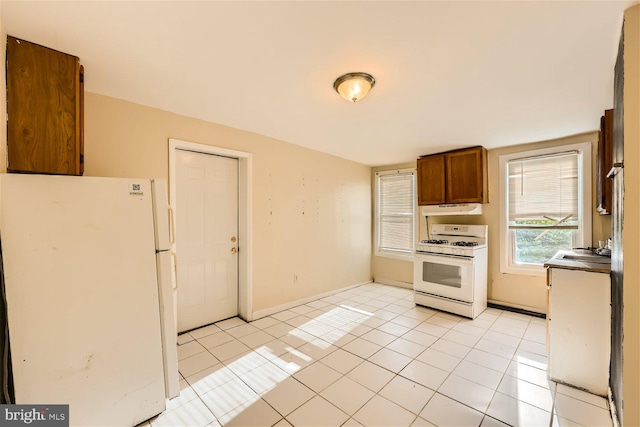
[333, 72, 376, 102]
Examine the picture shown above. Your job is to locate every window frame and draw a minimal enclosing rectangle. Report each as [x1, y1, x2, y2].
[499, 142, 592, 277]
[374, 168, 416, 261]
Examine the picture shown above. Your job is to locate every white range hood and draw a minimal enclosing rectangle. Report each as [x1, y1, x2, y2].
[421, 203, 483, 216]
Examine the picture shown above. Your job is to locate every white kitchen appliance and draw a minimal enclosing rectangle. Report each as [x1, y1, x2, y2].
[414, 224, 488, 319]
[420, 204, 482, 216]
[0, 174, 179, 426]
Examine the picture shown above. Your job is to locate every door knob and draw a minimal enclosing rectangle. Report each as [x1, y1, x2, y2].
[231, 247, 238, 254]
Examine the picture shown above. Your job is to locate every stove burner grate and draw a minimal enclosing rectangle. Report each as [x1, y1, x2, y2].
[451, 241, 479, 247]
[421, 239, 449, 245]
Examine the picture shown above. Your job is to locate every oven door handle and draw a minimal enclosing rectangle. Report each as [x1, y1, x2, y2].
[416, 252, 474, 262]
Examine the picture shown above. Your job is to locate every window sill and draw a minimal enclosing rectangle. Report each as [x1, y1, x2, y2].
[375, 250, 415, 262]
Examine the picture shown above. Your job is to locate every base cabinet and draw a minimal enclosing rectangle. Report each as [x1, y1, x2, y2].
[548, 268, 610, 396]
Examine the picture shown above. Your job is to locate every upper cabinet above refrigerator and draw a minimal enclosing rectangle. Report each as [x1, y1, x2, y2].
[6, 36, 84, 175]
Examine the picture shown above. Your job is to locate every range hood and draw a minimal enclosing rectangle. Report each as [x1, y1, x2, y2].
[421, 203, 483, 216]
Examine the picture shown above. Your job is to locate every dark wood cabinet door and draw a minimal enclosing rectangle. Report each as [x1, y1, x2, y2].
[445, 147, 487, 203]
[79, 65, 85, 176]
[417, 155, 446, 205]
[597, 109, 613, 215]
[7, 36, 83, 175]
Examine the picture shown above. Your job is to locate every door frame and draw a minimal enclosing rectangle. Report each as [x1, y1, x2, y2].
[168, 138, 253, 321]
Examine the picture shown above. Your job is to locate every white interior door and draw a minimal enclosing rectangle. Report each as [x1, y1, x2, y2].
[176, 149, 239, 332]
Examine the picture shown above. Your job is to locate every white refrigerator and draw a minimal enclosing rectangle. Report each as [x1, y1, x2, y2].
[0, 174, 179, 426]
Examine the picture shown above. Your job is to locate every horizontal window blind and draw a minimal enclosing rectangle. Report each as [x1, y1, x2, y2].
[378, 172, 414, 252]
[508, 151, 579, 230]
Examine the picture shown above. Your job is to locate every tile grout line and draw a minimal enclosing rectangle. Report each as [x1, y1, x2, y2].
[423, 310, 503, 423]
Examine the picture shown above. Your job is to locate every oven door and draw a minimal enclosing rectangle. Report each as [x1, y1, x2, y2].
[413, 252, 475, 303]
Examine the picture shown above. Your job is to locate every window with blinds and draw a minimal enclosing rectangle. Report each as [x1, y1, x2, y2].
[506, 151, 583, 266]
[508, 152, 579, 229]
[376, 170, 415, 256]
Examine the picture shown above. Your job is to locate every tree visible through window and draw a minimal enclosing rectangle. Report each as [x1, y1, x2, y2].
[513, 229, 573, 265]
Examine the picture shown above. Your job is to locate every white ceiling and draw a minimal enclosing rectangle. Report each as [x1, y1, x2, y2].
[2, 1, 635, 166]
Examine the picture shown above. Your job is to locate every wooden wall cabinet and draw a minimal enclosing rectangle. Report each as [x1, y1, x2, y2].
[417, 146, 488, 205]
[417, 155, 446, 205]
[7, 36, 84, 175]
[596, 109, 613, 215]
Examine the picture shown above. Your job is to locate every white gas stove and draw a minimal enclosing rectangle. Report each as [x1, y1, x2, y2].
[415, 224, 487, 257]
[414, 224, 488, 319]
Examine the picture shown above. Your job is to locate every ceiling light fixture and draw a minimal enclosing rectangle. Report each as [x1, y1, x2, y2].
[333, 72, 376, 103]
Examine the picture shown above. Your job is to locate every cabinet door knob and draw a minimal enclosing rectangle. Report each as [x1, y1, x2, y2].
[606, 163, 624, 179]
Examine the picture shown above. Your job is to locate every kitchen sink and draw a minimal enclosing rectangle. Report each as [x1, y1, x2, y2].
[558, 254, 610, 264]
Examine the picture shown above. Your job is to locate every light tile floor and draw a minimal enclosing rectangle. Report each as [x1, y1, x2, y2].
[142, 283, 613, 427]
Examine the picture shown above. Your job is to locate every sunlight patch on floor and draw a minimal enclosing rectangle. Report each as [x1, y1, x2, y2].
[186, 304, 376, 425]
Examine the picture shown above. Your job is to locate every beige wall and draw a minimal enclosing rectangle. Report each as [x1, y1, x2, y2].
[371, 162, 415, 286]
[623, 4, 639, 426]
[375, 134, 611, 313]
[372, 256, 413, 285]
[84, 92, 372, 314]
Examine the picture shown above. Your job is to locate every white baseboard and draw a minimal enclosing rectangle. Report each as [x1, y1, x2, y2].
[373, 277, 413, 290]
[251, 280, 373, 320]
[487, 299, 546, 315]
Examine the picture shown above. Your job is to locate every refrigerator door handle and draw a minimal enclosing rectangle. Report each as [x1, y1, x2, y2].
[169, 206, 176, 246]
[170, 250, 178, 290]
